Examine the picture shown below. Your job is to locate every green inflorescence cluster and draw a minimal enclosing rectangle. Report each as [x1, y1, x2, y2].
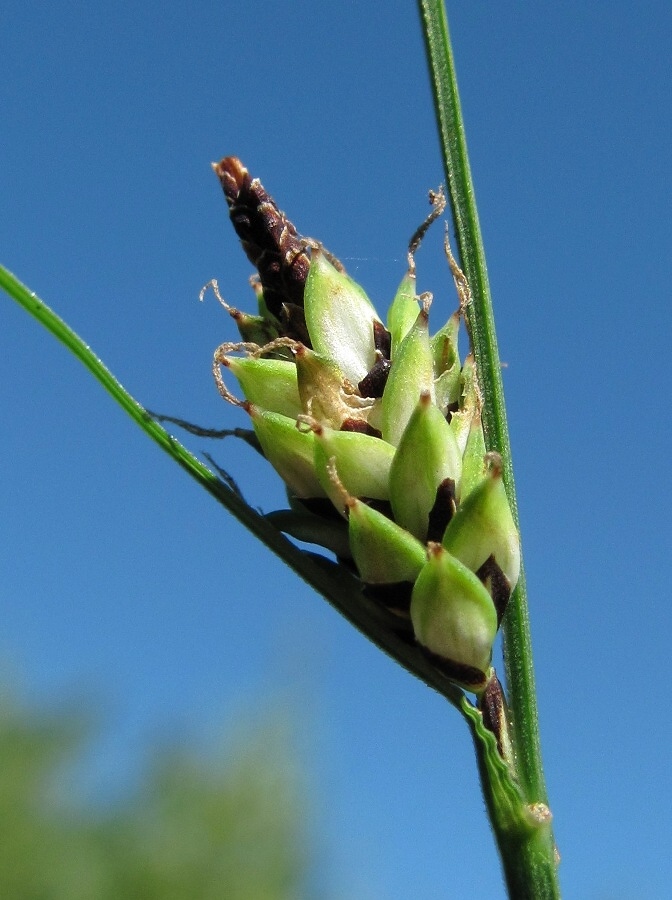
[213, 245, 519, 692]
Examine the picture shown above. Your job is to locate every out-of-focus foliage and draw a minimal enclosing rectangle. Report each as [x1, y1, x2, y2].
[0, 691, 317, 900]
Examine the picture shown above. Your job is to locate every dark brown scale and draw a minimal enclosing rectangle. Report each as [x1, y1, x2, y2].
[479, 674, 509, 758]
[213, 157, 311, 339]
[444, 400, 460, 423]
[373, 320, 392, 359]
[340, 418, 383, 439]
[476, 554, 511, 625]
[426, 478, 457, 542]
[358, 356, 392, 399]
[363, 582, 415, 618]
[421, 647, 487, 690]
[357, 320, 393, 398]
[292, 497, 343, 520]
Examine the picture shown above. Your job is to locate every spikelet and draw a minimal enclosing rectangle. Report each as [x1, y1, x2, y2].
[211, 157, 520, 691]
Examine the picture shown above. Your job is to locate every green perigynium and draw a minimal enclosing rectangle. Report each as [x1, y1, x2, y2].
[410, 543, 498, 684]
[212, 157, 520, 692]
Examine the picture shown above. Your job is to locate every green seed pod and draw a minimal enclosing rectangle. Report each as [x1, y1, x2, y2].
[432, 311, 462, 413]
[459, 412, 487, 500]
[380, 306, 435, 447]
[431, 310, 460, 376]
[386, 271, 420, 359]
[410, 543, 498, 689]
[202, 279, 281, 346]
[304, 248, 382, 385]
[224, 354, 302, 419]
[250, 278, 278, 323]
[442, 453, 520, 620]
[307, 420, 395, 513]
[435, 369, 462, 419]
[232, 310, 279, 345]
[246, 404, 325, 499]
[389, 391, 462, 541]
[346, 493, 427, 585]
[323, 459, 424, 617]
[461, 352, 478, 396]
[449, 353, 481, 455]
[294, 344, 374, 430]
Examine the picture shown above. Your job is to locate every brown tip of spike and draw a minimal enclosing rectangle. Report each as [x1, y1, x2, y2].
[213, 156, 250, 206]
[211, 156, 311, 337]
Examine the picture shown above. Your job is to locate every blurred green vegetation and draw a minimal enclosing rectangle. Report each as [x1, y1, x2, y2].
[0, 691, 320, 899]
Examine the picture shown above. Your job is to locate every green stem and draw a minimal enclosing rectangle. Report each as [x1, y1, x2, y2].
[417, 1, 560, 895]
[463, 699, 558, 900]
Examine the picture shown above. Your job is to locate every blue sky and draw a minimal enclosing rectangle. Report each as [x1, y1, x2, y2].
[2, 2, 672, 897]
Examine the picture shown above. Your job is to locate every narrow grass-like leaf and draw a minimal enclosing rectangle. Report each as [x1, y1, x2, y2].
[0, 262, 466, 711]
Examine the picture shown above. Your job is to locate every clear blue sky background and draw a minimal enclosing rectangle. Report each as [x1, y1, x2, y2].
[2, 2, 671, 897]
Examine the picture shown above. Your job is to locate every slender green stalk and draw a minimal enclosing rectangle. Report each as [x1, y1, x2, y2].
[417, 1, 560, 896]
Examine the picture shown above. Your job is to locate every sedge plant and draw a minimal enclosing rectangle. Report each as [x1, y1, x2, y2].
[0, 2, 560, 896]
